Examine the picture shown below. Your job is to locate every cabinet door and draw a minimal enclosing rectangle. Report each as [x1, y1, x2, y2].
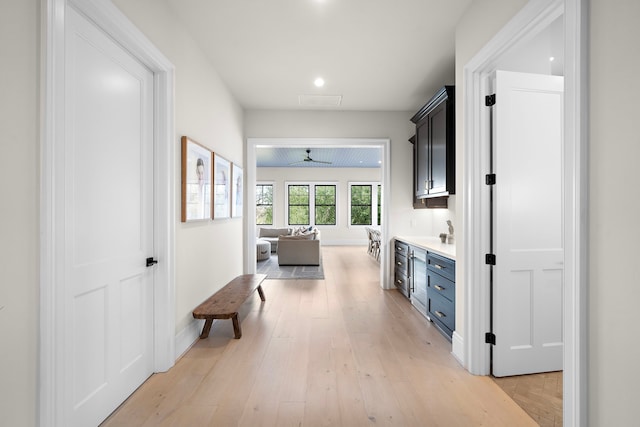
[415, 120, 429, 198]
[428, 102, 447, 194]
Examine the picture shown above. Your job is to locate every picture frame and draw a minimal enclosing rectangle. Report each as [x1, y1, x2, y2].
[181, 136, 212, 222]
[231, 163, 243, 218]
[213, 153, 231, 219]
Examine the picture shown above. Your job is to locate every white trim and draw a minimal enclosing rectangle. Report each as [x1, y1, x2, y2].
[462, 0, 587, 425]
[40, 0, 176, 424]
[451, 331, 465, 366]
[246, 138, 391, 289]
[174, 319, 204, 360]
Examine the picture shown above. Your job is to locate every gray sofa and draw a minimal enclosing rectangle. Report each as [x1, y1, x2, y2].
[277, 230, 321, 266]
[257, 227, 292, 252]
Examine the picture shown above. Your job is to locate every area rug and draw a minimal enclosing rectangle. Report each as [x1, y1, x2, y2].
[256, 253, 324, 280]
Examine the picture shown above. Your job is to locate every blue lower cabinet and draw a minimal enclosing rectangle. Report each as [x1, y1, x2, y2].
[428, 290, 455, 339]
[427, 255, 455, 341]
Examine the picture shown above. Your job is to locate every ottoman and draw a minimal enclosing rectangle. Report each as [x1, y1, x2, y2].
[256, 239, 271, 261]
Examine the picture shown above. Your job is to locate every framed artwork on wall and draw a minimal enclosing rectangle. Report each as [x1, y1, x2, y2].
[213, 153, 231, 219]
[232, 163, 243, 218]
[181, 136, 212, 222]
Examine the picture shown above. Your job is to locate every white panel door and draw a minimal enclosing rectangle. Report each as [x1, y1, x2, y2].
[492, 70, 564, 377]
[63, 7, 154, 425]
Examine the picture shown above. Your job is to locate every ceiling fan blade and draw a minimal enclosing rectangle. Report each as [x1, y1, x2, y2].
[310, 159, 332, 164]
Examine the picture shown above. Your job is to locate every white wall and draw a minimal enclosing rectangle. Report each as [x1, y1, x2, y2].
[245, 110, 457, 243]
[111, 0, 245, 336]
[590, 0, 640, 424]
[0, 1, 38, 425]
[454, 0, 529, 344]
[257, 166, 381, 244]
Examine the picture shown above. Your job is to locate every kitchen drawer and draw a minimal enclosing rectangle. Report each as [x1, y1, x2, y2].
[427, 271, 455, 303]
[427, 252, 455, 282]
[394, 271, 409, 298]
[428, 292, 455, 337]
[394, 240, 410, 258]
[394, 252, 408, 276]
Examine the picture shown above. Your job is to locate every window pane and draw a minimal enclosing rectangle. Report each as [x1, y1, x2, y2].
[289, 206, 309, 225]
[351, 206, 371, 225]
[315, 206, 336, 225]
[256, 206, 273, 225]
[351, 185, 372, 204]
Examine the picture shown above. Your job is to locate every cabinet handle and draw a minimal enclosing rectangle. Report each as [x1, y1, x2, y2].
[435, 311, 446, 318]
[397, 261, 402, 266]
[434, 264, 444, 270]
[434, 285, 445, 291]
[424, 180, 429, 190]
[396, 280, 402, 285]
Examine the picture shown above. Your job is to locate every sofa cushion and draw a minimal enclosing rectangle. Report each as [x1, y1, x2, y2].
[279, 233, 315, 241]
[258, 227, 291, 238]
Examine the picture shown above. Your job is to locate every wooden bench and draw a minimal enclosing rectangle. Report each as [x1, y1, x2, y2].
[192, 274, 266, 339]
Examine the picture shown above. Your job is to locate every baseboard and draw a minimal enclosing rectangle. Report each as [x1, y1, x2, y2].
[174, 317, 203, 360]
[451, 331, 465, 367]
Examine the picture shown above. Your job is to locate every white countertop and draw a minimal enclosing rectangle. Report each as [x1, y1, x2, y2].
[394, 236, 456, 260]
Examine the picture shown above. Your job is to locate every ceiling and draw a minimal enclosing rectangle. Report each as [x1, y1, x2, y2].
[165, 0, 472, 112]
[256, 146, 382, 168]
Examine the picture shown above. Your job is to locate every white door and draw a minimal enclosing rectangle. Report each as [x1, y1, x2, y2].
[63, 7, 154, 425]
[491, 70, 564, 377]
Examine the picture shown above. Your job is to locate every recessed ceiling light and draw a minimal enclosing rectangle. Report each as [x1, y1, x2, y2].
[314, 77, 325, 87]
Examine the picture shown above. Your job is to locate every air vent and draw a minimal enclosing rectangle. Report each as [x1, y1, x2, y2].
[298, 94, 342, 107]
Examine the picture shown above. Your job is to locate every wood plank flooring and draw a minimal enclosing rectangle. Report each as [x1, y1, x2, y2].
[102, 246, 537, 426]
[492, 371, 563, 427]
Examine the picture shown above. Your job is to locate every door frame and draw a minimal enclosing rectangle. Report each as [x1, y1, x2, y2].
[39, 0, 176, 424]
[462, 0, 587, 425]
[245, 138, 391, 289]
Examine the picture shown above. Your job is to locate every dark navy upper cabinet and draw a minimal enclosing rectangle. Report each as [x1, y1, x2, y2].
[410, 86, 456, 201]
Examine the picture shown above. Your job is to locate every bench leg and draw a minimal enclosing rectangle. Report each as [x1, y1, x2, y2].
[257, 284, 266, 302]
[232, 313, 242, 339]
[200, 318, 213, 339]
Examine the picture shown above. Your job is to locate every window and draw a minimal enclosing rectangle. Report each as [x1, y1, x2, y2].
[349, 182, 381, 226]
[255, 183, 273, 225]
[285, 182, 337, 226]
[314, 185, 336, 225]
[288, 184, 309, 225]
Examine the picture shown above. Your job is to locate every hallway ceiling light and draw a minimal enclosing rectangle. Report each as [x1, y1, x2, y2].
[314, 77, 325, 87]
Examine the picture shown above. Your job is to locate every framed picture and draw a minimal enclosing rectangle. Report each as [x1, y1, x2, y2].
[213, 153, 231, 219]
[231, 163, 243, 218]
[181, 136, 212, 222]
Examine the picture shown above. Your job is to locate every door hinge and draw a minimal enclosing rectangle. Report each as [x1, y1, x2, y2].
[485, 332, 496, 345]
[146, 257, 158, 267]
[485, 94, 496, 106]
[485, 254, 496, 265]
[485, 174, 496, 185]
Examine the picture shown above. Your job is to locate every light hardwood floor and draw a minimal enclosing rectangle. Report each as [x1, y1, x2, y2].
[102, 246, 536, 426]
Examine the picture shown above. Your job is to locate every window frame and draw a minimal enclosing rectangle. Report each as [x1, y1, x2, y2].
[348, 182, 382, 227]
[284, 181, 339, 227]
[255, 181, 274, 225]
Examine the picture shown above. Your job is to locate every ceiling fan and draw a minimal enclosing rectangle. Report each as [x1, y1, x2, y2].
[288, 149, 332, 165]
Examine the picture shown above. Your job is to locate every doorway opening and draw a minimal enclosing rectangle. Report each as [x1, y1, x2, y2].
[462, 0, 587, 425]
[246, 138, 391, 289]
